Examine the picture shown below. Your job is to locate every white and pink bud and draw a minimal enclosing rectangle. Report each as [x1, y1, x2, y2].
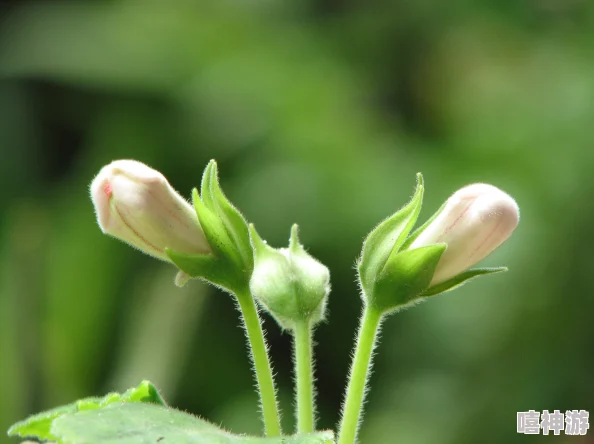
[410, 183, 519, 286]
[90, 160, 211, 261]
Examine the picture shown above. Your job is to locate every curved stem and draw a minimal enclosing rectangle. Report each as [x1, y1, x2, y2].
[338, 305, 383, 444]
[236, 290, 282, 437]
[294, 319, 315, 434]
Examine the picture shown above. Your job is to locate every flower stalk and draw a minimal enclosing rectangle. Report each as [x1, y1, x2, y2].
[338, 305, 383, 444]
[236, 288, 282, 437]
[294, 319, 315, 434]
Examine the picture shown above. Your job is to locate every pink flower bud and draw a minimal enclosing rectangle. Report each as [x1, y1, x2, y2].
[410, 183, 519, 286]
[90, 160, 210, 261]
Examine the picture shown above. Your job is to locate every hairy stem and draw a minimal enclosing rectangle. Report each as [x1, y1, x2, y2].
[338, 305, 383, 444]
[236, 290, 282, 437]
[294, 319, 315, 434]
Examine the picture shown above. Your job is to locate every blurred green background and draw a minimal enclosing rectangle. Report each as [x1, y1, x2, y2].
[0, 1, 593, 442]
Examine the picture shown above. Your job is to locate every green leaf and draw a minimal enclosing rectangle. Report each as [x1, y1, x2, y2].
[358, 174, 424, 293]
[7, 380, 165, 441]
[49, 402, 334, 444]
[370, 244, 446, 313]
[119, 380, 167, 405]
[421, 267, 508, 297]
[8, 403, 74, 441]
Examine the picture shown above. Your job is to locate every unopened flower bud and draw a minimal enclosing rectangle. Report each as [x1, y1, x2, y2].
[249, 224, 330, 330]
[90, 160, 210, 261]
[410, 183, 519, 286]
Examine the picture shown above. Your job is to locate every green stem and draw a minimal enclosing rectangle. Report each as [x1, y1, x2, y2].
[236, 290, 282, 437]
[338, 305, 383, 444]
[294, 319, 315, 434]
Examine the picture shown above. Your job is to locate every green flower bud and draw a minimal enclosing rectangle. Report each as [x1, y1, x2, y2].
[249, 224, 330, 330]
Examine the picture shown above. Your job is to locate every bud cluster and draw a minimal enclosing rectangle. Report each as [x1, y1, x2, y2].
[90, 160, 519, 318]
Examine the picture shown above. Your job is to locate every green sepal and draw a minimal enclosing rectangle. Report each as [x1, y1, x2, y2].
[193, 187, 234, 258]
[208, 161, 253, 272]
[249, 222, 277, 259]
[182, 161, 253, 293]
[286, 224, 330, 325]
[200, 159, 217, 211]
[166, 248, 242, 293]
[289, 223, 305, 254]
[7, 380, 165, 441]
[358, 174, 424, 293]
[421, 267, 508, 297]
[249, 224, 295, 329]
[369, 243, 446, 313]
[400, 200, 447, 251]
